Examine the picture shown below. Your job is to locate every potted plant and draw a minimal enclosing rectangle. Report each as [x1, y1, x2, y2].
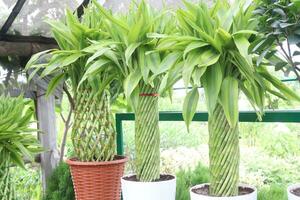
[26, 3, 127, 199]
[252, 1, 300, 198]
[0, 95, 42, 200]
[158, 0, 300, 199]
[92, 1, 181, 199]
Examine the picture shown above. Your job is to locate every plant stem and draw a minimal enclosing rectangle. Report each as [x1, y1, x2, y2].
[209, 104, 239, 196]
[135, 82, 160, 182]
[276, 37, 300, 82]
[59, 86, 74, 162]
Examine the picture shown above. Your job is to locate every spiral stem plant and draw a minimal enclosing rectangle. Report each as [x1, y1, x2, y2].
[158, 0, 300, 196]
[93, 0, 181, 181]
[135, 82, 160, 181]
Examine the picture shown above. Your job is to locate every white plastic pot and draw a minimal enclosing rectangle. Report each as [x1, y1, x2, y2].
[190, 183, 257, 200]
[288, 184, 300, 200]
[121, 174, 176, 200]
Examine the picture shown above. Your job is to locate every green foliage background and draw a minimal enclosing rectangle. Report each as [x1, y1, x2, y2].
[44, 162, 74, 200]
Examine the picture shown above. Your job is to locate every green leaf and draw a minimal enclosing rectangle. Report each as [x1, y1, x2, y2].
[202, 63, 223, 115]
[125, 43, 142, 66]
[25, 50, 52, 70]
[183, 88, 199, 131]
[154, 52, 181, 76]
[79, 59, 111, 87]
[138, 47, 149, 83]
[41, 53, 83, 77]
[128, 15, 144, 43]
[159, 62, 183, 94]
[216, 28, 233, 47]
[183, 52, 198, 88]
[258, 67, 300, 102]
[46, 74, 65, 97]
[86, 47, 110, 66]
[183, 41, 209, 59]
[192, 67, 207, 87]
[257, 47, 270, 66]
[220, 76, 239, 127]
[233, 35, 251, 65]
[124, 68, 142, 99]
[92, 0, 129, 31]
[197, 48, 220, 67]
[233, 30, 257, 37]
[293, 51, 300, 56]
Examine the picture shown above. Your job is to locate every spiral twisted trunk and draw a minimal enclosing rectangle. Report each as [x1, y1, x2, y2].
[209, 104, 240, 196]
[0, 157, 15, 200]
[135, 83, 160, 182]
[72, 86, 116, 162]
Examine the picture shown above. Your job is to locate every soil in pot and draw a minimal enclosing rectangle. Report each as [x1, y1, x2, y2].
[123, 174, 174, 182]
[192, 185, 254, 196]
[291, 188, 300, 197]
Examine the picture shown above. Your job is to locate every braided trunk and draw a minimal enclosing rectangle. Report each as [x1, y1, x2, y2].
[208, 104, 239, 196]
[135, 83, 160, 182]
[0, 157, 15, 200]
[72, 86, 116, 162]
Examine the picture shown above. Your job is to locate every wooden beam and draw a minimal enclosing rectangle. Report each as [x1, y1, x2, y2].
[0, 0, 26, 34]
[0, 34, 56, 44]
[6, 88, 36, 99]
[36, 86, 59, 192]
[76, 0, 91, 18]
[0, 41, 57, 57]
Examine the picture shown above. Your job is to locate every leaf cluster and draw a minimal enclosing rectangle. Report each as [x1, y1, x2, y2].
[155, 0, 300, 130]
[25, 3, 123, 98]
[0, 96, 42, 169]
[252, 0, 300, 78]
[92, 0, 181, 110]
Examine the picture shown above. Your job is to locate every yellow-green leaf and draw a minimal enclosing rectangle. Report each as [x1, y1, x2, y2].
[183, 87, 199, 131]
[220, 76, 239, 127]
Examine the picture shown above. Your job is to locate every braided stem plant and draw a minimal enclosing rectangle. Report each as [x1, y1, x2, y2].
[93, 1, 181, 181]
[0, 96, 42, 200]
[158, 0, 300, 196]
[0, 156, 15, 200]
[26, 2, 123, 162]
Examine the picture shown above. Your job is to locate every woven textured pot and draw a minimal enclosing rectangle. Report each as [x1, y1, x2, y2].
[67, 155, 128, 200]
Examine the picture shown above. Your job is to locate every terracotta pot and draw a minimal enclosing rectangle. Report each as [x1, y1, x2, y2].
[190, 183, 257, 200]
[66, 155, 128, 200]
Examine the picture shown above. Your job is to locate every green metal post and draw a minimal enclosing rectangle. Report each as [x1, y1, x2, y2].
[116, 114, 124, 155]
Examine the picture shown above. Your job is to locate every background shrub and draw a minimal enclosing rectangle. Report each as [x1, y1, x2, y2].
[176, 163, 209, 200]
[258, 185, 287, 200]
[44, 162, 74, 200]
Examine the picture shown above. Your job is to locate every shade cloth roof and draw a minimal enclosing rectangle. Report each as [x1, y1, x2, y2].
[0, 0, 107, 44]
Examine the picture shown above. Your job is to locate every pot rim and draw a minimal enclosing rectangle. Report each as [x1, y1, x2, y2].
[288, 183, 300, 198]
[66, 155, 128, 166]
[122, 174, 176, 183]
[190, 183, 257, 198]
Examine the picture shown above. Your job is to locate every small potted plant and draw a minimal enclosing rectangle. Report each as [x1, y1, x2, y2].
[158, 0, 300, 199]
[26, 3, 127, 199]
[0, 95, 42, 199]
[92, 1, 181, 199]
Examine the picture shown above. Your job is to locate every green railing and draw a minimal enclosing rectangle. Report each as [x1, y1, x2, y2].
[115, 110, 300, 155]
